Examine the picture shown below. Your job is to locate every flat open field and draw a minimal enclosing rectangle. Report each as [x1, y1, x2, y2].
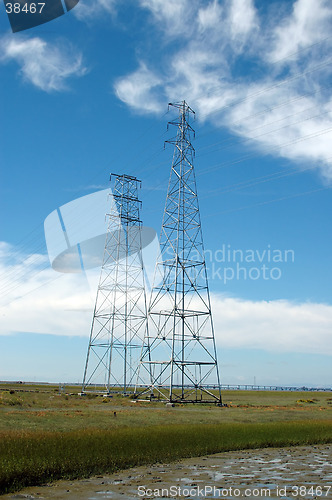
[0, 383, 331, 495]
[0, 383, 331, 432]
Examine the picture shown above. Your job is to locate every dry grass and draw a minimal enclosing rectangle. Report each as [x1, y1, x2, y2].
[0, 385, 331, 432]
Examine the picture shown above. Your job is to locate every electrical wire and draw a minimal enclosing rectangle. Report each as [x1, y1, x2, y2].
[191, 58, 332, 123]
[3, 34, 332, 305]
[203, 185, 331, 219]
[198, 125, 332, 177]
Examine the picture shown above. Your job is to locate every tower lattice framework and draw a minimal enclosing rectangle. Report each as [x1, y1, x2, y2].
[135, 101, 222, 404]
[82, 174, 148, 394]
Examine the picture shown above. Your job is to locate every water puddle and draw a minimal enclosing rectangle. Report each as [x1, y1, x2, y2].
[4, 444, 332, 500]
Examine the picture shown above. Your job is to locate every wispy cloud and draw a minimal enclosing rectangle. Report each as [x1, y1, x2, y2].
[267, 0, 332, 63]
[73, 0, 117, 20]
[64, 184, 109, 192]
[228, 0, 258, 44]
[114, 63, 164, 114]
[113, 0, 332, 181]
[0, 35, 87, 92]
[139, 0, 197, 38]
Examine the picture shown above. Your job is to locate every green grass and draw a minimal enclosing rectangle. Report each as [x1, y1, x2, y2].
[0, 385, 331, 495]
[0, 386, 331, 432]
[0, 420, 331, 495]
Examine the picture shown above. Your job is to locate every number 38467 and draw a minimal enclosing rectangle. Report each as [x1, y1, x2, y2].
[5, 3, 46, 14]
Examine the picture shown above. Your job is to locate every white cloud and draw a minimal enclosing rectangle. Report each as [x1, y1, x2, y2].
[0, 35, 87, 92]
[114, 63, 164, 114]
[139, 0, 196, 37]
[228, 0, 258, 40]
[0, 244, 331, 358]
[113, 0, 332, 181]
[0, 275, 93, 337]
[167, 46, 229, 103]
[267, 0, 332, 63]
[73, 0, 117, 20]
[212, 296, 332, 356]
[0, 243, 93, 337]
[198, 1, 223, 33]
[226, 86, 332, 179]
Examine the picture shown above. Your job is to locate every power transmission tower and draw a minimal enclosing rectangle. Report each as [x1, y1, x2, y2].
[135, 101, 222, 404]
[82, 174, 148, 394]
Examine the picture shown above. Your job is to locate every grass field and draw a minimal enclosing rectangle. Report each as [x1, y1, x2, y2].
[0, 383, 331, 495]
[0, 383, 331, 432]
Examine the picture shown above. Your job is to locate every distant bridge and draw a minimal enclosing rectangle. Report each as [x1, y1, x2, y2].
[217, 384, 332, 392]
[0, 381, 331, 392]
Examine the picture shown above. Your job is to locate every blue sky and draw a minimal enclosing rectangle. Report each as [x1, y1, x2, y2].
[0, 0, 331, 387]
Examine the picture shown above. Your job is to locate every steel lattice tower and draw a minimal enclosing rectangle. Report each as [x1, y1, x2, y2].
[82, 174, 148, 394]
[135, 101, 222, 404]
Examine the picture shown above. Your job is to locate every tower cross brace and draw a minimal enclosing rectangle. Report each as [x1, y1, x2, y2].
[82, 173, 148, 394]
[135, 101, 222, 404]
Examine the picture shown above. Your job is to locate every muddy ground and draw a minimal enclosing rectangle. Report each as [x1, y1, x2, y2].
[3, 444, 332, 499]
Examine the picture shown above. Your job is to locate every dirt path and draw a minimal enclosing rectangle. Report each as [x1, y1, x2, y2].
[3, 444, 332, 499]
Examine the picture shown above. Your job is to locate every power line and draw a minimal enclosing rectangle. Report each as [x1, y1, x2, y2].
[199, 164, 321, 200]
[191, 57, 332, 121]
[203, 185, 331, 219]
[196, 107, 332, 161]
[198, 125, 332, 176]
[3, 34, 332, 303]
[0, 273, 63, 309]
